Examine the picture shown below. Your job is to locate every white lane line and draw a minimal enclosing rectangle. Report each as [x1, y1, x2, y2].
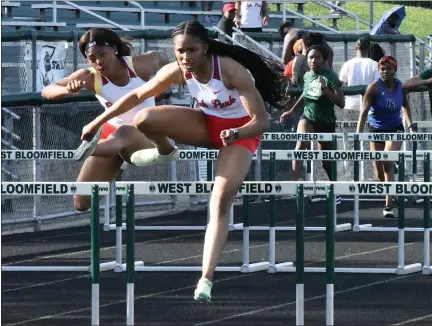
[194, 274, 414, 325]
[392, 313, 432, 326]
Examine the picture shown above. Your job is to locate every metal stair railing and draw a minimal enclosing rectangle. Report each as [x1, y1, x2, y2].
[284, 7, 340, 34]
[53, 0, 131, 31]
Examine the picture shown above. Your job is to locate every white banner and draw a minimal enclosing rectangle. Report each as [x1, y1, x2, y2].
[1, 182, 110, 196]
[35, 42, 67, 91]
[1, 150, 75, 160]
[348, 133, 432, 142]
[261, 133, 343, 142]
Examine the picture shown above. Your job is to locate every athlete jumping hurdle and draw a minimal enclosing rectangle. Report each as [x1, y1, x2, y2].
[78, 20, 289, 303]
[41, 28, 169, 211]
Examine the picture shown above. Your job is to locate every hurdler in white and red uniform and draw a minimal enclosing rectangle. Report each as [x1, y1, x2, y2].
[185, 54, 260, 153]
[90, 56, 156, 139]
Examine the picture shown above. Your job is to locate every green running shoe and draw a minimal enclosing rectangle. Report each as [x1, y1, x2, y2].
[194, 278, 213, 303]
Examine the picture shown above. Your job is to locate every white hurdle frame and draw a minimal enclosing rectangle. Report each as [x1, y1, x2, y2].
[1, 182, 110, 326]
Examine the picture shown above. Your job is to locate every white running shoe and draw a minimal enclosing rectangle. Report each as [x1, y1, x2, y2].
[130, 147, 180, 167]
[73, 126, 102, 161]
[383, 206, 395, 218]
[194, 278, 213, 303]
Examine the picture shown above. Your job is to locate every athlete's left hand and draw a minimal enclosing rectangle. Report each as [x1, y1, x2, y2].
[220, 129, 235, 146]
[318, 76, 327, 90]
[81, 121, 101, 141]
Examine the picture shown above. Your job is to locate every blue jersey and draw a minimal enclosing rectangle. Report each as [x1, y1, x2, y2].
[368, 78, 403, 129]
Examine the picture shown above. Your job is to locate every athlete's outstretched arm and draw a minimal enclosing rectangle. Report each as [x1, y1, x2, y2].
[403, 74, 432, 90]
[356, 82, 377, 133]
[84, 62, 182, 136]
[222, 57, 269, 140]
[41, 69, 94, 100]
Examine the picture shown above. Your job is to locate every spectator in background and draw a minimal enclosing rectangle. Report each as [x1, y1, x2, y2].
[216, 3, 236, 38]
[339, 38, 380, 110]
[201, 1, 215, 24]
[235, 1, 270, 33]
[279, 21, 334, 68]
[339, 38, 380, 173]
[375, 12, 401, 35]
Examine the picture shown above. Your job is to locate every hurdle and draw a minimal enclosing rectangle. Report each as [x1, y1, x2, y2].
[347, 133, 432, 232]
[119, 181, 430, 274]
[120, 181, 430, 325]
[0, 182, 107, 325]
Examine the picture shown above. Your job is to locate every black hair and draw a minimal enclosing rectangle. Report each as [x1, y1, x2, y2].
[79, 28, 132, 58]
[302, 32, 325, 49]
[306, 45, 328, 62]
[356, 38, 371, 52]
[369, 42, 386, 62]
[172, 21, 289, 109]
[279, 21, 295, 39]
[355, 37, 385, 62]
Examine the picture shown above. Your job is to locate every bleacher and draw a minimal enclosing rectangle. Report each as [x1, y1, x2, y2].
[1, 1, 341, 32]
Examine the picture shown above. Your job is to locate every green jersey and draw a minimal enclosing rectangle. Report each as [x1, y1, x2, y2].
[419, 67, 432, 80]
[302, 68, 341, 124]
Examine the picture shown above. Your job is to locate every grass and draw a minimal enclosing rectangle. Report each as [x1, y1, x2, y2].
[271, 1, 432, 41]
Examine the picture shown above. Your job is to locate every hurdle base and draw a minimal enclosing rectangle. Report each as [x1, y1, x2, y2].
[240, 262, 270, 273]
[134, 265, 243, 272]
[355, 226, 430, 232]
[268, 262, 294, 273]
[233, 223, 352, 232]
[88, 261, 117, 272]
[352, 224, 373, 232]
[274, 266, 422, 274]
[2, 266, 90, 272]
[421, 266, 432, 275]
[121, 261, 145, 272]
[114, 263, 123, 273]
[396, 263, 423, 275]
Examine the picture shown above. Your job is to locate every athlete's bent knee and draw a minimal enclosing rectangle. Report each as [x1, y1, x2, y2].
[134, 107, 156, 132]
[74, 196, 91, 212]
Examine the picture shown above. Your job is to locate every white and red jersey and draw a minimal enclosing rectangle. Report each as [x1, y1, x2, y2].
[240, 1, 264, 29]
[185, 55, 248, 119]
[89, 56, 155, 128]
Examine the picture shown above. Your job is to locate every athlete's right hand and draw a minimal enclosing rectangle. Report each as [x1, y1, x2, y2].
[279, 110, 294, 122]
[66, 80, 86, 95]
[81, 120, 100, 141]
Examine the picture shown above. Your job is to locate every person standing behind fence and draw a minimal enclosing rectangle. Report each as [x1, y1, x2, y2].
[356, 56, 415, 218]
[41, 28, 169, 212]
[280, 45, 345, 204]
[279, 21, 334, 68]
[234, 0, 270, 32]
[78, 20, 289, 303]
[216, 3, 236, 39]
[339, 38, 380, 174]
